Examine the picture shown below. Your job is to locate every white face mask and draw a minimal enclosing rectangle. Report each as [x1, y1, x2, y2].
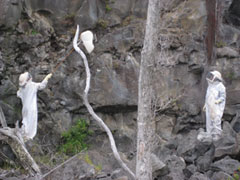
[206, 72, 215, 83]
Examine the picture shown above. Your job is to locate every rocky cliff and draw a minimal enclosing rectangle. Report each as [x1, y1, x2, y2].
[1, 0, 240, 180]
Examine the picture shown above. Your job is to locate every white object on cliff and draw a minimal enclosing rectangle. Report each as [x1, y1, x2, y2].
[80, 30, 94, 54]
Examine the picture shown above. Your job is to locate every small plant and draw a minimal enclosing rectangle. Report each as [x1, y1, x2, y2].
[215, 40, 226, 48]
[228, 167, 240, 180]
[64, 13, 75, 20]
[105, 0, 112, 12]
[105, 4, 112, 12]
[84, 153, 102, 173]
[227, 71, 235, 80]
[122, 16, 133, 26]
[31, 29, 38, 35]
[97, 19, 109, 29]
[59, 119, 90, 155]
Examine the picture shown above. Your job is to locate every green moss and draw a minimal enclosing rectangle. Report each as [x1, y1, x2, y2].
[58, 119, 90, 155]
[31, 29, 39, 35]
[105, 0, 112, 12]
[122, 16, 133, 26]
[97, 19, 109, 29]
[1, 162, 17, 170]
[215, 41, 226, 48]
[233, 173, 239, 180]
[64, 13, 75, 20]
[105, 4, 112, 12]
[227, 71, 235, 80]
[84, 153, 102, 173]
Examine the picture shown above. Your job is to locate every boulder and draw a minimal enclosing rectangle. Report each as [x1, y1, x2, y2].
[214, 121, 240, 158]
[211, 156, 240, 174]
[189, 172, 210, 180]
[0, 0, 23, 28]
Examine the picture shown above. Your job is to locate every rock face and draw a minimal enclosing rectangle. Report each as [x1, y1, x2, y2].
[1, 0, 240, 179]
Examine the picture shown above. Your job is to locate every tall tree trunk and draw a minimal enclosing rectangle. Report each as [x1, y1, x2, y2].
[136, 0, 171, 179]
[136, 0, 160, 179]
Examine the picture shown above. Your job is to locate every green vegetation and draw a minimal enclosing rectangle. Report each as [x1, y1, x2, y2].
[228, 167, 240, 180]
[59, 119, 91, 155]
[215, 40, 226, 48]
[84, 153, 102, 172]
[31, 29, 39, 35]
[105, 4, 112, 12]
[64, 13, 75, 20]
[97, 19, 109, 29]
[122, 16, 133, 26]
[105, 0, 112, 12]
[227, 71, 235, 80]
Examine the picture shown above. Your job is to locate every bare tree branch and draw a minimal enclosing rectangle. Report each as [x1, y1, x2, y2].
[0, 106, 7, 128]
[73, 25, 136, 180]
[0, 128, 41, 176]
[0, 106, 41, 176]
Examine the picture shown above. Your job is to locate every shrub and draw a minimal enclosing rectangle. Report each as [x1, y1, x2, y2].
[59, 119, 90, 155]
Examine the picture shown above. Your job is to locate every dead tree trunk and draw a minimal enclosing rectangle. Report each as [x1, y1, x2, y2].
[136, 0, 170, 179]
[73, 25, 136, 180]
[0, 106, 41, 176]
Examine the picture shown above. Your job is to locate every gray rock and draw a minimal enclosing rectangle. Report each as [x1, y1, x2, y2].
[177, 130, 202, 162]
[196, 147, 214, 172]
[231, 112, 240, 133]
[51, 109, 72, 133]
[211, 156, 240, 174]
[186, 103, 200, 116]
[162, 171, 185, 180]
[44, 154, 95, 180]
[114, 176, 128, 180]
[132, 0, 148, 18]
[74, 0, 99, 30]
[214, 122, 240, 158]
[156, 115, 176, 141]
[164, 155, 186, 172]
[151, 154, 169, 178]
[216, 47, 239, 58]
[0, 0, 23, 28]
[211, 171, 232, 180]
[189, 172, 210, 180]
[183, 165, 197, 179]
[108, 0, 132, 19]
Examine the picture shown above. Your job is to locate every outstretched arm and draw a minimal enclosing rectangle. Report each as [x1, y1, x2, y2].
[37, 73, 52, 90]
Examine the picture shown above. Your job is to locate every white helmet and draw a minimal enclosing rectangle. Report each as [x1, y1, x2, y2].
[211, 71, 223, 81]
[19, 72, 31, 86]
[80, 30, 94, 54]
[206, 70, 223, 82]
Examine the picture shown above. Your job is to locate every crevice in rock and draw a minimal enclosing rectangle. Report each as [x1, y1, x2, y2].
[225, 0, 240, 27]
[95, 105, 137, 114]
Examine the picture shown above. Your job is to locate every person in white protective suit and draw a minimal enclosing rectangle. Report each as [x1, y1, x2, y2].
[17, 72, 52, 141]
[197, 70, 226, 142]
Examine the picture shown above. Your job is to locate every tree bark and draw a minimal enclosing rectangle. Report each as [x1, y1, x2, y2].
[136, 0, 169, 179]
[0, 106, 41, 176]
[73, 25, 136, 180]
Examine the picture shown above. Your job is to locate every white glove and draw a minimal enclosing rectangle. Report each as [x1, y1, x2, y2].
[215, 99, 222, 104]
[44, 73, 52, 81]
[203, 105, 206, 112]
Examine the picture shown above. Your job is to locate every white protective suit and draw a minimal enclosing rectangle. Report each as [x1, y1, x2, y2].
[205, 71, 226, 140]
[17, 72, 51, 140]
